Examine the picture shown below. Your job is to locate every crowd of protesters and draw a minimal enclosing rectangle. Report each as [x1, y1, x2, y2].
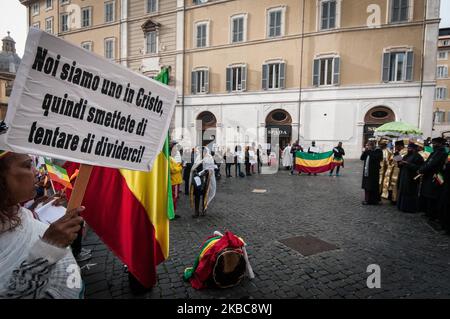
[361, 137, 450, 234]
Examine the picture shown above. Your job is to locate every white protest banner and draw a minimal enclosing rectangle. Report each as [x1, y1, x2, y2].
[1, 28, 176, 172]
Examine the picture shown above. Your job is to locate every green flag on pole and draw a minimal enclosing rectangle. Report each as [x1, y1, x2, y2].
[154, 67, 175, 220]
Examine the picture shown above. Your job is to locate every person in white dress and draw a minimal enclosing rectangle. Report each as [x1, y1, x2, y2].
[282, 143, 293, 170]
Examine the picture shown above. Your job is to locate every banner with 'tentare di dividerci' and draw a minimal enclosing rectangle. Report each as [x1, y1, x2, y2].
[1, 28, 176, 172]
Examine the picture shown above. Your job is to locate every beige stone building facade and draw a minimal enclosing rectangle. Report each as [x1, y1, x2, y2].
[21, 0, 179, 80]
[19, 0, 442, 157]
[176, 0, 440, 158]
[22, 0, 123, 62]
[434, 28, 450, 136]
[0, 33, 21, 121]
[20, 0, 180, 126]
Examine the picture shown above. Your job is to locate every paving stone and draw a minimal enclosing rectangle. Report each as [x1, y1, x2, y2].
[82, 160, 450, 299]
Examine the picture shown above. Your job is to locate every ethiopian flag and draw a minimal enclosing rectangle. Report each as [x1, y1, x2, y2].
[45, 159, 72, 189]
[81, 68, 173, 288]
[295, 151, 341, 174]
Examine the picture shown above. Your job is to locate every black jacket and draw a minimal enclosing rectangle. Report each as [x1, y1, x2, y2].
[361, 148, 383, 191]
[419, 146, 448, 199]
[333, 146, 345, 159]
[398, 152, 424, 196]
[183, 152, 195, 181]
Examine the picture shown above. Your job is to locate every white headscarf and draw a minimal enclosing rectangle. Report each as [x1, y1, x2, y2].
[189, 147, 217, 210]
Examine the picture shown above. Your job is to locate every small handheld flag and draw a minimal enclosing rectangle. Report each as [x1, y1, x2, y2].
[45, 159, 73, 189]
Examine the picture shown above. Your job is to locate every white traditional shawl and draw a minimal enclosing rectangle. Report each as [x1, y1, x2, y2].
[0, 207, 82, 298]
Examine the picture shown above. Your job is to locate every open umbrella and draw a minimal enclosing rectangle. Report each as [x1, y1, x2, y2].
[374, 121, 423, 138]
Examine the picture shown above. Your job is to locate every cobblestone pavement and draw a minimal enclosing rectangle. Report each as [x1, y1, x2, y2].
[80, 160, 450, 299]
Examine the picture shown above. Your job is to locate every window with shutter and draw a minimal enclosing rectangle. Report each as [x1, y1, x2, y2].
[204, 70, 209, 93]
[191, 72, 197, 94]
[147, 0, 157, 13]
[333, 57, 340, 84]
[146, 31, 157, 54]
[267, 8, 283, 38]
[227, 65, 246, 92]
[241, 65, 247, 91]
[390, 0, 410, 23]
[82, 7, 92, 28]
[232, 17, 244, 43]
[262, 64, 269, 90]
[313, 59, 320, 86]
[279, 63, 285, 89]
[437, 66, 448, 79]
[196, 23, 207, 48]
[105, 1, 115, 23]
[383, 50, 413, 82]
[321, 0, 337, 30]
[226, 67, 232, 92]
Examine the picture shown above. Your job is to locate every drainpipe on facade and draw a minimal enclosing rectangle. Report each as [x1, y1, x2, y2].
[418, 0, 427, 131]
[297, 0, 306, 142]
[181, 0, 186, 139]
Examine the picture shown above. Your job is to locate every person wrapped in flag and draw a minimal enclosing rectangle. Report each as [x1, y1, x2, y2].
[329, 142, 345, 176]
[189, 147, 217, 218]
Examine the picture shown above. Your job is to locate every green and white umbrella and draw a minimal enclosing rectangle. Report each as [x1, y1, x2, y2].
[374, 121, 423, 138]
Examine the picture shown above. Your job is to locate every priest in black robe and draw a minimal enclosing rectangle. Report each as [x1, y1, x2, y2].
[361, 141, 383, 205]
[397, 143, 424, 213]
[418, 137, 448, 221]
[439, 149, 450, 234]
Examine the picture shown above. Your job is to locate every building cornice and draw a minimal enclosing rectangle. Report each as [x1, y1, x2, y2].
[183, 82, 436, 106]
[185, 19, 440, 54]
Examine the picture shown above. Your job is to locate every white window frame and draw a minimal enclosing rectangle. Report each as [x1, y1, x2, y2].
[81, 41, 93, 51]
[435, 87, 447, 101]
[104, 1, 115, 23]
[81, 6, 93, 28]
[194, 21, 210, 48]
[229, 14, 248, 44]
[60, 13, 69, 32]
[313, 54, 340, 86]
[146, 0, 159, 14]
[227, 63, 247, 92]
[434, 110, 446, 123]
[390, 52, 406, 82]
[32, 2, 40, 16]
[443, 40, 450, 46]
[266, 6, 286, 38]
[45, 17, 54, 33]
[192, 67, 209, 94]
[387, 0, 414, 24]
[438, 51, 448, 61]
[145, 31, 158, 54]
[104, 38, 115, 60]
[263, 59, 285, 90]
[268, 63, 281, 90]
[317, 0, 341, 31]
[32, 22, 40, 29]
[382, 47, 414, 82]
[61, 0, 70, 4]
[46, 0, 53, 10]
[437, 65, 448, 79]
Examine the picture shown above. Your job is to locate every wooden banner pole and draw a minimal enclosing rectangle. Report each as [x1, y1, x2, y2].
[66, 164, 93, 212]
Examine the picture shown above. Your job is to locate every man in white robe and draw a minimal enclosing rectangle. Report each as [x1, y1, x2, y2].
[282, 144, 293, 170]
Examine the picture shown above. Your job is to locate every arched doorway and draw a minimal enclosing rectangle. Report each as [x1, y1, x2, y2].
[265, 109, 292, 150]
[197, 111, 217, 147]
[363, 106, 395, 146]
